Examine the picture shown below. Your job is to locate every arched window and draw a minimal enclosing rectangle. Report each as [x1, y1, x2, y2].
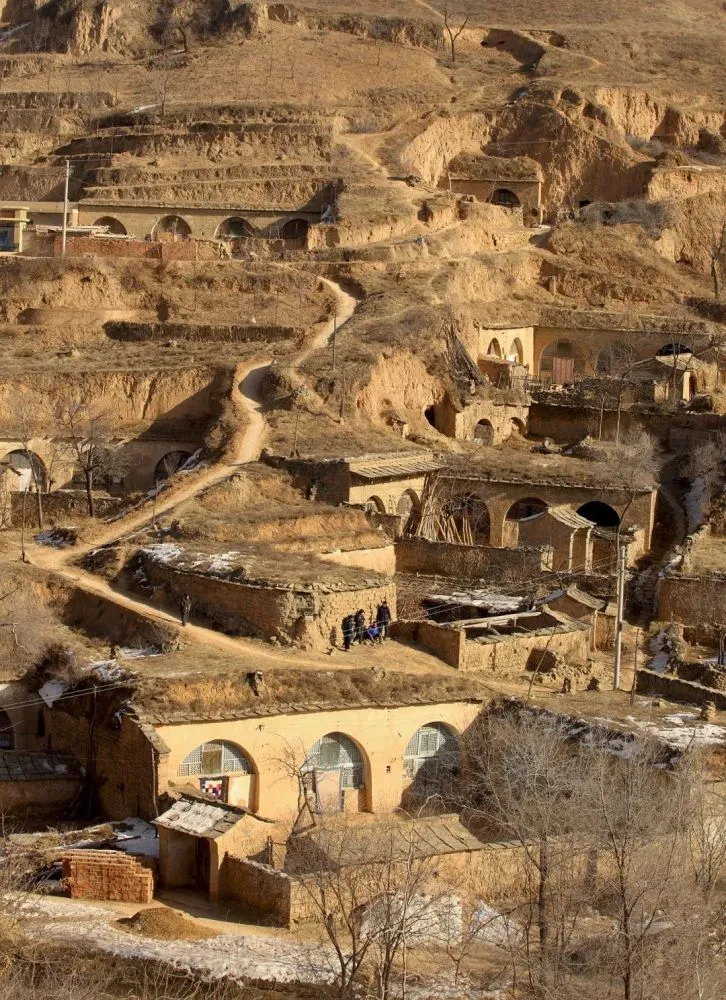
[281, 218, 309, 241]
[508, 337, 524, 364]
[177, 740, 252, 777]
[491, 188, 520, 207]
[403, 723, 458, 793]
[506, 497, 547, 521]
[304, 732, 365, 812]
[486, 338, 502, 358]
[153, 215, 191, 241]
[2, 450, 46, 492]
[93, 216, 127, 235]
[576, 501, 621, 528]
[216, 217, 256, 240]
[154, 450, 192, 483]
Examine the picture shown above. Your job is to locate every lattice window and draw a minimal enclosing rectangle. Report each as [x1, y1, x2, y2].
[404, 723, 458, 781]
[177, 741, 252, 777]
[305, 732, 364, 789]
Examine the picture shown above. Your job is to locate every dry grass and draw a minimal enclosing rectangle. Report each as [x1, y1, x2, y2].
[136, 665, 489, 718]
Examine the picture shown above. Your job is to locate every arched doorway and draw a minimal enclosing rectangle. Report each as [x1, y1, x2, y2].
[596, 341, 636, 376]
[93, 216, 127, 235]
[576, 501, 621, 528]
[510, 417, 526, 437]
[473, 419, 494, 445]
[177, 740, 255, 807]
[1, 449, 46, 492]
[491, 188, 520, 208]
[424, 405, 437, 429]
[281, 218, 309, 241]
[304, 732, 366, 814]
[486, 338, 503, 358]
[539, 339, 585, 384]
[153, 215, 191, 241]
[216, 217, 256, 240]
[506, 496, 548, 521]
[403, 722, 458, 799]
[154, 450, 192, 483]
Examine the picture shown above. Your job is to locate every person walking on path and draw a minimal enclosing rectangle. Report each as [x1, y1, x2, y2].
[342, 614, 355, 651]
[354, 608, 366, 645]
[180, 593, 192, 626]
[376, 599, 392, 640]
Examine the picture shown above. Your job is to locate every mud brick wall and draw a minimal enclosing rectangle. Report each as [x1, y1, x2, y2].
[140, 558, 395, 650]
[395, 537, 550, 580]
[460, 627, 590, 675]
[657, 576, 726, 636]
[636, 667, 726, 709]
[63, 850, 154, 903]
[46, 708, 166, 821]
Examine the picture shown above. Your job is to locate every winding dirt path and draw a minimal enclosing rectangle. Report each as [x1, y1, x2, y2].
[27, 278, 362, 666]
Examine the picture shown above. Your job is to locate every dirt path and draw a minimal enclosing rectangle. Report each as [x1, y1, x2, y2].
[28, 277, 363, 668]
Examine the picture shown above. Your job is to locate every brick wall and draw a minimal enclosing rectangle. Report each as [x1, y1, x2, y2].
[395, 537, 551, 580]
[63, 850, 154, 903]
[23, 232, 225, 262]
[219, 856, 296, 925]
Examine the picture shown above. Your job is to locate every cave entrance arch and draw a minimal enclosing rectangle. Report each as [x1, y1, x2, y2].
[154, 450, 193, 483]
[153, 215, 191, 241]
[1, 449, 46, 492]
[281, 218, 309, 241]
[491, 188, 520, 208]
[93, 216, 127, 235]
[576, 501, 621, 528]
[216, 217, 256, 240]
[473, 419, 494, 445]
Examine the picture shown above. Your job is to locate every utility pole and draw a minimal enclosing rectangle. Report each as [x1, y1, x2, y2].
[332, 309, 337, 371]
[61, 158, 70, 259]
[613, 532, 632, 691]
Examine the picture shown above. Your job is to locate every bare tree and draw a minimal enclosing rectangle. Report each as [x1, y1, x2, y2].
[287, 815, 450, 1000]
[708, 218, 726, 300]
[54, 395, 127, 518]
[442, 2, 472, 65]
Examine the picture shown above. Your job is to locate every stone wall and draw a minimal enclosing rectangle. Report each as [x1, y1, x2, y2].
[139, 557, 396, 650]
[636, 667, 726, 709]
[399, 620, 590, 673]
[395, 537, 551, 580]
[0, 776, 81, 817]
[62, 850, 154, 904]
[23, 231, 225, 261]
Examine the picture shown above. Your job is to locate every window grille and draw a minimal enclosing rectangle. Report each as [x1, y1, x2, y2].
[304, 732, 363, 789]
[403, 724, 458, 783]
[178, 741, 252, 777]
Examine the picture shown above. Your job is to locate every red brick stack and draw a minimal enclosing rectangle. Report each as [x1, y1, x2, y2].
[61, 850, 154, 904]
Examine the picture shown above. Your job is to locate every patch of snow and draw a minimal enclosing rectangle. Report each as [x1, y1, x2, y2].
[471, 904, 521, 946]
[649, 630, 675, 674]
[38, 679, 67, 708]
[117, 647, 161, 660]
[89, 660, 129, 683]
[111, 818, 159, 858]
[141, 543, 184, 565]
[635, 720, 726, 749]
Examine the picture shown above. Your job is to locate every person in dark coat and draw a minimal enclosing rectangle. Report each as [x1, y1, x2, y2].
[376, 599, 392, 640]
[341, 614, 355, 651]
[180, 593, 192, 626]
[354, 609, 366, 645]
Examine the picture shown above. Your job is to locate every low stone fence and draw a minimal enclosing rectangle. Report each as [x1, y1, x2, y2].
[62, 850, 154, 904]
[637, 667, 726, 709]
[395, 537, 551, 580]
[105, 321, 301, 344]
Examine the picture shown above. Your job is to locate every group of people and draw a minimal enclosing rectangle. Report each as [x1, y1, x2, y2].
[341, 601, 392, 651]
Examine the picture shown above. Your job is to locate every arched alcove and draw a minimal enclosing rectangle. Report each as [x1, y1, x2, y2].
[1, 449, 46, 492]
[216, 217, 256, 240]
[491, 188, 520, 207]
[506, 497, 548, 521]
[93, 216, 127, 235]
[154, 450, 192, 483]
[473, 418, 494, 445]
[153, 215, 191, 241]
[576, 501, 621, 528]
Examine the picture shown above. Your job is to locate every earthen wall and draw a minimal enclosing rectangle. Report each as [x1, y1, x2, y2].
[395, 537, 550, 579]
